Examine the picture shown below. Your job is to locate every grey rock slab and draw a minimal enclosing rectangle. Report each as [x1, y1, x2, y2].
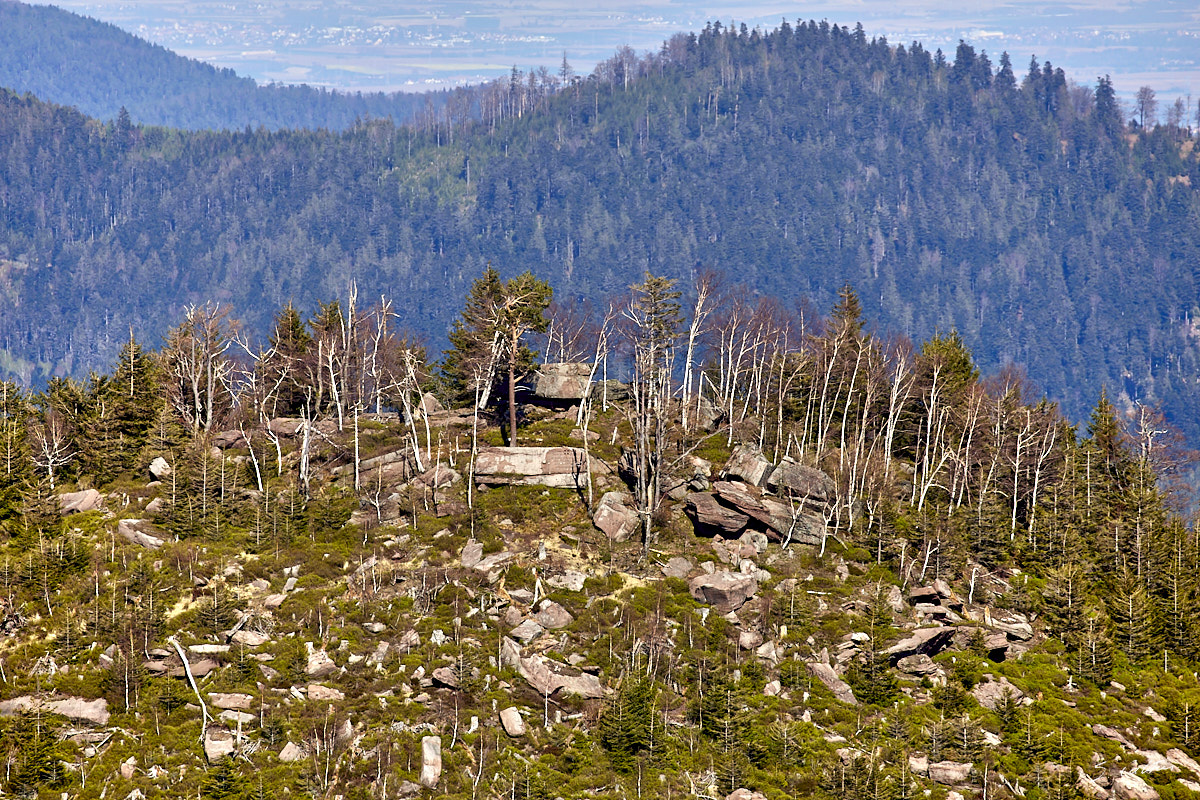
[662, 556, 695, 579]
[305, 643, 337, 678]
[535, 602, 573, 630]
[461, 540, 483, 569]
[208, 692, 254, 710]
[726, 790, 768, 800]
[766, 460, 835, 501]
[533, 362, 592, 400]
[546, 570, 587, 592]
[420, 736, 442, 788]
[473, 446, 590, 489]
[688, 571, 758, 612]
[510, 619, 545, 644]
[1094, 724, 1135, 750]
[1166, 749, 1200, 778]
[1078, 768, 1112, 800]
[896, 654, 939, 676]
[593, 491, 639, 542]
[59, 489, 104, 514]
[928, 762, 973, 785]
[473, 552, 514, 573]
[307, 684, 346, 701]
[149, 456, 172, 479]
[432, 667, 460, 689]
[203, 728, 236, 763]
[1112, 772, 1159, 800]
[806, 662, 857, 704]
[971, 676, 1024, 710]
[279, 742, 305, 762]
[500, 706, 526, 737]
[723, 445, 774, 487]
[117, 519, 166, 549]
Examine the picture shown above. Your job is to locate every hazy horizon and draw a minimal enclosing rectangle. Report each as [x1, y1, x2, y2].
[31, 0, 1200, 112]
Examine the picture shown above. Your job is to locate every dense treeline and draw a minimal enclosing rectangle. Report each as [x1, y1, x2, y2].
[0, 0, 441, 130]
[2, 18, 1200, 445]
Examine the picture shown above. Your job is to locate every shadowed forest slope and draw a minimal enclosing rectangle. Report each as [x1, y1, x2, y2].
[1, 20, 1198, 439]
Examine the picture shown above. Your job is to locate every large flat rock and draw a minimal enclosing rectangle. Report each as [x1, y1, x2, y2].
[473, 446, 590, 489]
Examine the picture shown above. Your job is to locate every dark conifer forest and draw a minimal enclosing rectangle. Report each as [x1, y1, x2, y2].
[1, 16, 1199, 443]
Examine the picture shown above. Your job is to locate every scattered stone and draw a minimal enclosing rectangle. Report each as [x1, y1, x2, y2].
[120, 756, 137, 780]
[739, 531, 769, 555]
[971, 676, 1025, 710]
[726, 790, 768, 800]
[1165, 749, 1200, 777]
[533, 362, 592, 401]
[145, 497, 164, 513]
[1093, 724, 1135, 750]
[766, 460, 835, 501]
[219, 710, 255, 725]
[231, 631, 270, 647]
[908, 755, 930, 776]
[764, 680, 782, 697]
[510, 619, 545, 644]
[593, 492, 640, 542]
[1112, 772, 1159, 800]
[308, 684, 346, 701]
[806, 662, 857, 705]
[420, 736, 442, 788]
[430, 630, 448, 646]
[117, 519, 166, 549]
[501, 638, 604, 698]
[928, 761, 973, 785]
[689, 571, 758, 612]
[305, 643, 337, 678]
[662, 557, 695, 579]
[473, 552, 514, 574]
[419, 464, 461, 489]
[189, 644, 230, 655]
[203, 728, 236, 763]
[1144, 707, 1167, 723]
[546, 570, 587, 592]
[432, 667, 460, 689]
[461, 541, 483, 569]
[723, 445, 774, 487]
[500, 706, 526, 736]
[59, 489, 103, 514]
[535, 602, 574, 630]
[363, 622, 387, 634]
[738, 630, 764, 650]
[1076, 769, 1111, 800]
[367, 642, 390, 666]
[1133, 750, 1177, 774]
[208, 692, 254, 711]
[264, 594, 287, 609]
[149, 456, 172, 480]
[896, 654, 939, 676]
[279, 742, 305, 762]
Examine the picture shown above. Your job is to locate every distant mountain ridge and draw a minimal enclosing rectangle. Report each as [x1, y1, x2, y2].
[0, 0, 440, 130]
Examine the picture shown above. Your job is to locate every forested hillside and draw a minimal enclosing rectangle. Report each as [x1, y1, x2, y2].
[0, 0, 439, 130]
[1, 19, 1199, 443]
